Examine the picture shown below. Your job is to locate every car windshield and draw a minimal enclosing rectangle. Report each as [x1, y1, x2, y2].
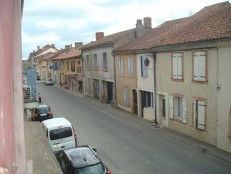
[49, 127, 72, 140]
[38, 107, 49, 114]
[75, 163, 105, 174]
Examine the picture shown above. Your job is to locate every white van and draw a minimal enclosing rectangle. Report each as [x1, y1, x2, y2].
[41, 117, 77, 153]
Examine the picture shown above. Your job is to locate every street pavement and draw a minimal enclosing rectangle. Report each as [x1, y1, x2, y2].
[37, 82, 231, 174]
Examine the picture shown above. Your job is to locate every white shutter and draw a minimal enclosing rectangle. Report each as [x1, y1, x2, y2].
[172, 56, 177, 79]
[169, 96, 174, 119]
[198, 101, 205, 129]
[182, 98, 187, 123]
[121, 58, 124, 76]
[198, 53, 206, 81]
[194, 52, 199, 81]
[130, 58, 134, 77]
[177, 55, 182, 79]
[128, 57, 131, 76]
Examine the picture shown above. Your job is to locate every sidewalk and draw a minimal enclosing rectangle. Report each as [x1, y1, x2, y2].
[55, 84, 231, 165]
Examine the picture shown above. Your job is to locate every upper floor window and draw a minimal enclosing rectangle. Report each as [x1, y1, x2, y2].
[172, 53, 183, 80]
[71, 60, 75, 72]
[118, 57, 124, 76]
[193, 51, 207, 82]
[103, 52, 108, 72]
[169, 96, 186, 123]
[94, 53, 98, 71]
[67, 61, 69, 71]
[86, 54, 90, 70]
[193, 99, 206, 130]
[141, 56, 148, 77]
[128, 57, 134, 77]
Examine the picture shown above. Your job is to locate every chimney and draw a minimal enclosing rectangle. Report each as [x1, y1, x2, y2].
[135, 19, 145, 38]
[75, 42, 83, 49]
[65, 45, 70, 52]
[96, 32, 104, 41]
[51, 44, 55, 48]
[37, 46, 40, 50]
[144, 17, 152, 32]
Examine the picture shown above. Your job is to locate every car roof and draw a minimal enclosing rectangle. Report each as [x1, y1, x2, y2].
[64, 146, 101, 168]
[42, 117, 72, 129]
[38, 104, 48, 108]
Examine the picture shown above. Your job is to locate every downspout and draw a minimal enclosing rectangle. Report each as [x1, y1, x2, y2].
[153, 52, 157, 124]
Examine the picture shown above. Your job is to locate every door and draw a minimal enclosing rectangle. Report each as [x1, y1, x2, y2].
[107, 82, 113, 103]
[133, 89, 138, 114]
[159, 94, 167, 126]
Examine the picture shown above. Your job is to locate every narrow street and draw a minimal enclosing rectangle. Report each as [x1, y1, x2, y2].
[38, 82, 231, 174]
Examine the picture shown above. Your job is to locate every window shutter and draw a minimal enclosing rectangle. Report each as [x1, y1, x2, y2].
[197, 101, 205, 129]
[169, 96, 174, 119]
[128, 58, 131, 76]
[177, 55, 182, 79]
[121, 58, 124, 76]
[172, 56, 177, 79]
[194, 53, 199, 81]
[141, 56, 143, 77]
[124, 88, 128, 106]
[198, 53, 206, 81]
[182, 98, 187, 123]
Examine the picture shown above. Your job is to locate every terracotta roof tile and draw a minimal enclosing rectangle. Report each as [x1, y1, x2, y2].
[53, 47, 82, 60]
[81, 29, 135, 50]
[117, 1, 231, 51]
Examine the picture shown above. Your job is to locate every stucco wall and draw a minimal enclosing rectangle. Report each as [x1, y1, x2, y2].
[217, 45, 231, 152]
[115, 55, 137, 113]
[156, 49, 218, 146]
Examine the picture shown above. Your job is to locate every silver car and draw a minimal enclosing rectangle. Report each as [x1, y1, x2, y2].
[45, 78, 54, 85]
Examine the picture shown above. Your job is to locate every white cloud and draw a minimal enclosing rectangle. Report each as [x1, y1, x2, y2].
[22, 0, 230, 59]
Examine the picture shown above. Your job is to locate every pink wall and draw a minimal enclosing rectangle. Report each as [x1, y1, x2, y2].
[0, 0, 26, 173]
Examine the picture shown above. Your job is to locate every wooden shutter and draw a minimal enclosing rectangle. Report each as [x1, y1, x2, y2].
[172, 55, 177, 79]
[124, 88, 128, 106]
[194, 52, 199, 81]
[130, 57, 133, 77]
[182, 98, 187, 123]
[177, 55, 182, 79]
[141, 56, 143, 77]
[169, 96, 174, 119]
[193, 100, 196, 127]
[197, 101, 205, 129]
[198, 52, 206, 81]
[128, 57, 131, 76]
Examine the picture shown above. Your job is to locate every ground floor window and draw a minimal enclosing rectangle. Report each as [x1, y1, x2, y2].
[193, 100, 206, 130]
[169, 96, 186, 123]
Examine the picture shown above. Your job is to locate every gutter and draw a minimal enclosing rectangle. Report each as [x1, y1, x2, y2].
[152, 52, 157, 124]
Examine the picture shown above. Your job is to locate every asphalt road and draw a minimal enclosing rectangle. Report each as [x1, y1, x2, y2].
[38, 82, 231, 174]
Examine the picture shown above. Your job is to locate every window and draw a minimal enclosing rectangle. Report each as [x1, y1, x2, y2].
[118, 57, 124, 76]
[124, 88, 129, 106]
[103, 52, 108, 71]
[86, 54, 90, 70]
[169, 96, 186, 123]
[193, 51, 207, 82]
[67, 61, 69, 71]
[71, 61, 75, 72]
[193, 100, 206, 130]
[128, 57, 134, 77]
[94, 53, 98, 70]
[54, 62, 59, 70]
[143, 91, 153, 108]
[172, 53, 183, 80]
[141, 56, 148, 77]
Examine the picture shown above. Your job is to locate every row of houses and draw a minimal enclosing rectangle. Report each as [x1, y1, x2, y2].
[24, 1, 231, 153]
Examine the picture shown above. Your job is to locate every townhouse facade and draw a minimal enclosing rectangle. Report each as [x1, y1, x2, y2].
[113, 1, 231, 152]
[81, 17, 152, 105]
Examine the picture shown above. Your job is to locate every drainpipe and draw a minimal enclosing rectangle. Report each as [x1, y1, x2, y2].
[153, 52, 157, 124]
[113, 51, 117, 109]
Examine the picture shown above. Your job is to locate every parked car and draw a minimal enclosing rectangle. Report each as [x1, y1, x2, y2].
[41, 117, 77, 153]
[31, 104, 53, 121]
[45, 78, 54, 85]
[55, 145, 111, 174]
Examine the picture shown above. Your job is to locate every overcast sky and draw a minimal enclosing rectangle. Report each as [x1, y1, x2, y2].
[22, 0, 230, 59]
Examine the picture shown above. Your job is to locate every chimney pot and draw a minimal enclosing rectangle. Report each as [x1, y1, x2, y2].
[75, 42, 83, 49]
[144, 17, 152, 31]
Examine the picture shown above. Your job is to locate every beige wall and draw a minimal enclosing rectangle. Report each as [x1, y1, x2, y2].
[217, 44, 231, 152]
[156, 48, 218, 146]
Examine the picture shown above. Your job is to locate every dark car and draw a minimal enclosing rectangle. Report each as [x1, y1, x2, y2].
[31, 105, 53, 121]
[55, 145, 111, 174]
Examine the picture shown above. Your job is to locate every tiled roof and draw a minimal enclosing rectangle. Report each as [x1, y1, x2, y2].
[117, 1, 231, 51]
[80, 29, 135, 50]
[53, 47, 82, 60]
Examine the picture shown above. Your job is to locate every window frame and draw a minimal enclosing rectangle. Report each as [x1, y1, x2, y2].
[141, 55, 148, 78]
[103, 52, 108, 72]
[128, 57, 134, 77]
[86, 54, 90, 71]
[118, 57, 124, 76]
[192, 99, 207, 130]
[94, 53, 98, 71]
[71, 60, 75, 72]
